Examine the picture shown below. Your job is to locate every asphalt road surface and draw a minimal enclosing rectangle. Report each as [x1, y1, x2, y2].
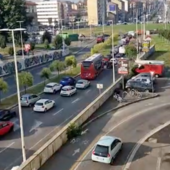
[0, 67, 120, 170]
[39, 87, 170, 170]
[2, 40, 96, 99]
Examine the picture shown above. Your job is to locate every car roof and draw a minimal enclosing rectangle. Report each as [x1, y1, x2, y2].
[78, 79, 86, 82]
[46, 82, 58, 86]
[36, 99, 49, 103]
[138, 73, 151, 76]
[97, 136, 116, 146]
[62, 85, 72, 89]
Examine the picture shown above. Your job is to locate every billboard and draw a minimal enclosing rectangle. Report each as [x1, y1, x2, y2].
[118, 58, 129, 75]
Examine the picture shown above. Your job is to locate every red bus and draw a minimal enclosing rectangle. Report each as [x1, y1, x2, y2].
[80, 53, 103, 79]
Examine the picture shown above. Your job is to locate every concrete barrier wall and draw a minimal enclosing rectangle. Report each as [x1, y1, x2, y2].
[0, 48, 69, 77]
[18, 77, 122, 170]
[139, 45, 155, 60]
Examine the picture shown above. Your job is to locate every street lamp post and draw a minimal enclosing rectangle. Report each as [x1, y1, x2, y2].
[17, 21, 24, 60]
[150, 71, 154, 93]
[111, 20, 115, 84]
[0, 28, 26, 163]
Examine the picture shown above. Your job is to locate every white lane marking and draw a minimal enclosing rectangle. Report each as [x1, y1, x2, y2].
[123, 121, 170, 170]
[72, 98, 80, 104]
[73, 102, 170, 170]
[156, 157, 161, 170]
[29, 120, 43, 133]
[53, 108, 64, 116]
[0, 142, 15, 154]
[4, 114, 75, 170]
[86, 89, 91, 94]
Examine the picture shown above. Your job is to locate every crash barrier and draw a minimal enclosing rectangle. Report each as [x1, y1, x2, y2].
[139, 45, 155, 60]
[0, 48, 69, 77]
[18, 77, 122, 170]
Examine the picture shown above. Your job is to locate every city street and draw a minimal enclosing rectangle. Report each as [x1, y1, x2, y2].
[0, 68, 119, 170]
[38, 79, 170, 170]
[2, 39, 95, 99]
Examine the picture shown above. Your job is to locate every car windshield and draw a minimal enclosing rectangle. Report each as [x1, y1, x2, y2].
[77, 81, 83, 84]
[62, 88, 70, 91]
[21, 97, 27, 101]
[82, 61, 92, 68]
[94, 145, 109, 157]
[62, 78, 69, 81]
[46, 85, 53, 88]
[35, 102, 43, 106]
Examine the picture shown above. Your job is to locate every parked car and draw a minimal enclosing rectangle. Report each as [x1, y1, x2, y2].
[43, 82, 62, 94]
[60, 77, 76, 86]
[0, 109, 16, 121]
[60, 86, 77, 96]
[0, 121, 14, 136]
[33, 99, 55, 112]
[97, 36, 105, 43]
[21, 94, 40, 107]
[132, 72, 156, 83]
[16, 50, 27, 55]
[126, 81, 155, 92]
[76, 79, 90, 89]
[91, 136, 122, 164]
[129, 77, 152, 84]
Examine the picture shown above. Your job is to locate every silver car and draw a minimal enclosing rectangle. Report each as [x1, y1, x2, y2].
[21, 94, 40, 107]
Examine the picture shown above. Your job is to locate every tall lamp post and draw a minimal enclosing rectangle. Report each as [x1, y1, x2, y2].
[0, 28, 26, 163]
[17, 21, 25, 60]
[110, 20, 115, 84]
[150, 71, 154, 93]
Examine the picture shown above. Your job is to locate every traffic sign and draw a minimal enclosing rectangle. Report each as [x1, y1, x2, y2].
[118, 58, 129, 75]
[97, 84, 103, 89]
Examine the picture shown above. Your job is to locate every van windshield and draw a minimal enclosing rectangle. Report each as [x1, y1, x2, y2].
[94, 145, 109, 157]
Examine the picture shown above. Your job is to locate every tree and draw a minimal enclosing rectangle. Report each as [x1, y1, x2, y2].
[65, 55, 77, 69]
[44, 39, 50, 49]
[8, 47, 14, 56]
[40, 68, 51, 85]
[0, 35, 6, 48]
[50, 60, 65, 74]
[18, 72, 33, 93]
[91, 47, 98, 55]
[125, 45, 137, 59]
[0, 78, 8, 102]
[53, 35, 62, 49]
[65, 37, 71, 46]
[42, 31, 52, 43]
[30, 42, 35, 51]
[0, 0, 27, 29]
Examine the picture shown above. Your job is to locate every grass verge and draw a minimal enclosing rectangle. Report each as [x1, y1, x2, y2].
[0, 66, 80, 109]
[65, 23, 167, 36]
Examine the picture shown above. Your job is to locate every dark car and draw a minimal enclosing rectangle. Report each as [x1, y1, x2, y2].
[97, 36, 105, 43]
[60, 77, 76, 86]
[126, 81, 155, 93]
[0, 109, 16, 121]
[17, 50, 27, 55]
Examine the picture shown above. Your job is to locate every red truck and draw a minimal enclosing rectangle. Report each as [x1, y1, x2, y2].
[135, 60, 165, 77]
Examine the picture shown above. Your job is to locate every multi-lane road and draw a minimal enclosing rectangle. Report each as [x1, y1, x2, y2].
[39, 92, 170, 170]
[0, 68, 119, 170]
[2, 39, 95, 99]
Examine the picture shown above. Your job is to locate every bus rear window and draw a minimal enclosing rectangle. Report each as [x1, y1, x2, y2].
[82, 61, 92, 68]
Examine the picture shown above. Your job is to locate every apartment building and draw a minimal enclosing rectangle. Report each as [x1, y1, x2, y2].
[87, 0, 107, 25]
[36, 0, 62, 26]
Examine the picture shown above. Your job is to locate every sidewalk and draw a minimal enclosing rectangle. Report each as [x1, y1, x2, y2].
[129, 125, 170, 170]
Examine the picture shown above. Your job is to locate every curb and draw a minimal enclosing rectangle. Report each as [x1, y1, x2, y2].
[8, 73, 81, 110]
[82, 94, 160, 128]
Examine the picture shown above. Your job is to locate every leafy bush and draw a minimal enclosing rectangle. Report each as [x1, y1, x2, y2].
[30, 42, 35, 51]
[44, 39, 50, 49]
[65, 37, 71, 46]
[8, 47, 14, 56]
[67, 123, 82, 140]
[53, 35, 62, 49]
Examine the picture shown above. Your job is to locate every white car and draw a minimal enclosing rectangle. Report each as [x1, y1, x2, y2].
[43, 82, 62, 93]
[33, 99, 55, 112]
[76, 79, 90, 89]
[60, 86, 77, 96]
[91, 136, 122, 165]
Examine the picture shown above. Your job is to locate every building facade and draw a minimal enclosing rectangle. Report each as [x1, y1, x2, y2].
[87, 0, 107, 25]
[36, 0, 61, 26]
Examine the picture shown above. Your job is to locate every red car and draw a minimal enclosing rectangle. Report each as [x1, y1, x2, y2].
[97, 36, 105, 43]
[0, 121, 14, 136]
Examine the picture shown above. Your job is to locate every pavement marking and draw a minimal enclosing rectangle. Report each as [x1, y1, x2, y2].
[0, 142, 15, 154]
[53, 108, 64, 116]
[71, 102, 170, 170]
[29, 120, 43, 133]
[4, 114, 75, 170]
[123, 120, 170, 170]
[156, 157, 161, 170]
[72, 98, 80, 104]
[85, 89, 91, 94]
